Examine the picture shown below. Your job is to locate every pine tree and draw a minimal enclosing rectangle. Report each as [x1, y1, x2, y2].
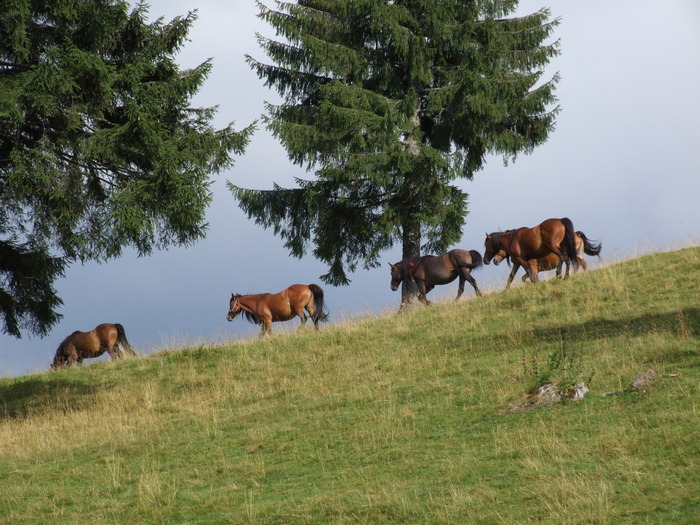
[230, 0, 559, 289]
[0, 1, 254, 338]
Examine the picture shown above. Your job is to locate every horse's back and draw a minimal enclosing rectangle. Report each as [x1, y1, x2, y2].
[94, 323, 120, 344]
[285, 283, 312, 295]
[512, 219, 565, 257]
[417, 252, 462, 284]
[447, 249, 471, 260]
[539, 218, 568, 241]
[266, 284, 313, 315]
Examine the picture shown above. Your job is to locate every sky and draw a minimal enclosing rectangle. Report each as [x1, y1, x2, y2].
[1, 1, 699, 377]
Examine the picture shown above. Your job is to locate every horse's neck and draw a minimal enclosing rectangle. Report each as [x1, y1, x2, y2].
[238, 295, 261, 315]
[500, 233, 513, 251]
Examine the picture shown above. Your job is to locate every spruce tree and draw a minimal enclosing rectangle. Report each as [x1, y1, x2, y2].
[0, 1, 253, 338]
[231, 0, 559, 289]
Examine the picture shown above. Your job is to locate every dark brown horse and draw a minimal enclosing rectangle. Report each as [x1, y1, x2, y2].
[484, 219, 601, 288]
[226, 283, 329, 337]
[389, 249, 483, 305]
[51, 323, 135, 369]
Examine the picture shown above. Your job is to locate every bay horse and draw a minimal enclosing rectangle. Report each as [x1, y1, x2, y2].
[51, 323, 135, 369]
[226, 283, 329, 337]
[389, 249, 483, 305]
[484, 219, 601, 288]
[518, 232, 601, 282]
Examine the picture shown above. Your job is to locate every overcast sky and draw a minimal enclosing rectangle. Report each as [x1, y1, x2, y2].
[2, 1, 699, 377]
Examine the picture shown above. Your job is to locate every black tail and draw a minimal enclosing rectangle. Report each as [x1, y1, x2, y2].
[561, 217, 580, 270]
[458, 250, 483, 270]
[308, 284, 329, 323]
[115, 323, 136, 356]
[575, 231, 602, 257]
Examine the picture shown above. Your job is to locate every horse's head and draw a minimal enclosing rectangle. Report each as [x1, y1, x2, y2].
[227, 293, 242, 321]
[483, 232, 500, 265]
[484, 231, 511, 266]
[389, 262, 403, 291]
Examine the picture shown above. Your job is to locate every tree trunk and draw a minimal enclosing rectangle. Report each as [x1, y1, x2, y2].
[400, 220, 422, 307]
[399, 106, 424, 309]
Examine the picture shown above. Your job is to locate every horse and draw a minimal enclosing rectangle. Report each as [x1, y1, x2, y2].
[514, 231, 599, 282]
[51, 323, 135, 369]
[484, 219, 601, 288]
[226, 283, 329, 337]
[389, 249, 483, 305]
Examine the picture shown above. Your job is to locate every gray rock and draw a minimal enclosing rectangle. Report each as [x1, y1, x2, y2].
[629, 369, 659, 391]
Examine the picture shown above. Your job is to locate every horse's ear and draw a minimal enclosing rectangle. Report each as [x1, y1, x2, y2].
[485, 232, 489, 238]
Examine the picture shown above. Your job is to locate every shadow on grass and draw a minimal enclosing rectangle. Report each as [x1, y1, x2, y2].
[530, 306, 699, 344]
[0, 373, 110, 420]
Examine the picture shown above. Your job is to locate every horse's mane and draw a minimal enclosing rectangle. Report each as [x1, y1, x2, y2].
[489, 229, 516, 246]
[233, 294, 262, 325]
[239, 309, 261, 325]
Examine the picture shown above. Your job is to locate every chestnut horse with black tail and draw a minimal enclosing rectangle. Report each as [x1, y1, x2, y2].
[51, 323, 135, 369]
[519, 231, 602, 282]
[389, 249, 483, 305]
[484, 218, 601, 289]
[495, 231, 602, 283]
[226, 283, 329, 337]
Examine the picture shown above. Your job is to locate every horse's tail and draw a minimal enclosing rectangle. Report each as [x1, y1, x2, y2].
[561, 217, 579, 270]
[459, 250, 483, 270]
[308, 284, 329, 324]
[575, 231, 602, 257]
[115, 323, 136, 357]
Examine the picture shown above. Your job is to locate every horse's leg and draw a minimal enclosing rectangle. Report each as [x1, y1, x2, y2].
[304, 304, 321, 330]
[417, 280, 432, 305]
[508, 258, 528, 287]
[460, 271, 481, 298]
[296, 308, 308, 331]
[106, 343, 123, 360]
[505, 264, 519, 288]
[560, 257, 571, 279]
[62, 345, 78, 367]
[578, 257, 587, 272]
[260, 316, 273, 337]
[455, 276, 465, 301]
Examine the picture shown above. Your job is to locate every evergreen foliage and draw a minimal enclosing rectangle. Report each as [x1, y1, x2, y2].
[231, 0, 559, 286]
[0, 1, 254, 337]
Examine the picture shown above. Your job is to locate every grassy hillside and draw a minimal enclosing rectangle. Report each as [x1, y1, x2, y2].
[1, 248, 698, 524]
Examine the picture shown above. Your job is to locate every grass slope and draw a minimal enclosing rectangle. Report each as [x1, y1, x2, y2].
[1, 248, 698, 524]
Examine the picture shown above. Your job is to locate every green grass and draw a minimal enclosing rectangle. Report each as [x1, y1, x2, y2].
[1, 248, 699, 524]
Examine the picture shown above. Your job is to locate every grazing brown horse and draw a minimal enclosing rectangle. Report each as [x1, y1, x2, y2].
[484, 219, 601, 288]
[51, 323, 135, 369]
[226, 283, 329, 337]
[389, 249, 483, 305]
